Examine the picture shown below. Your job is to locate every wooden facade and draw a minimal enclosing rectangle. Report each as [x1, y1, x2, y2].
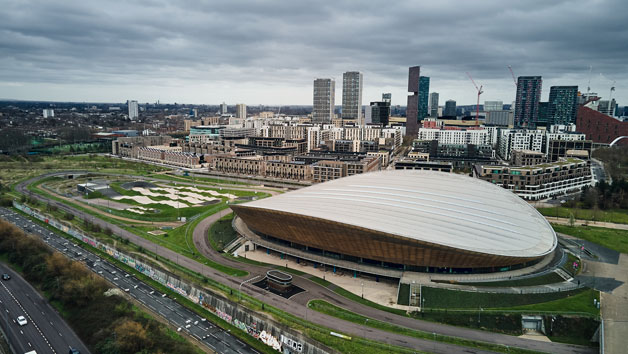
[231, 205, 540, 269]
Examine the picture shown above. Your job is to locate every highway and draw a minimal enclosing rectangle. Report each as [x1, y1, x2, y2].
[0, 262, 90, 354]
[0, 208, 256, 354]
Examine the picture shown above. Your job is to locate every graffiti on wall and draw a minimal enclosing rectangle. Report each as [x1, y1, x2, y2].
[13, 201, 315, 354]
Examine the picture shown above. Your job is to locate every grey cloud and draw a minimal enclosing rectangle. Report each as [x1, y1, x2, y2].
[0, 0, 626, 104]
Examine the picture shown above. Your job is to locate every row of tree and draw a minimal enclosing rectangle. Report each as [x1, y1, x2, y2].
[0, 221, 199, 354]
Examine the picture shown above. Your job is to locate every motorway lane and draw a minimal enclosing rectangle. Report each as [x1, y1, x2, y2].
[0, 208, 256, 354]
[0, 263, 89, 354]
[18, 171, 597, 353]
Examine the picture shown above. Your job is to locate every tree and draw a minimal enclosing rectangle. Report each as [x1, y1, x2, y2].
[114, 320, 151, 353]
[569, 212, 575, 227]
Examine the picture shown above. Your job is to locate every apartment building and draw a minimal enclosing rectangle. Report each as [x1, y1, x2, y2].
[475, 158, 593, 200]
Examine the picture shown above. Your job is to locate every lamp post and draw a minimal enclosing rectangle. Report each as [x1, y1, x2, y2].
[361, 282, 364, 299]
[239, 275, 260, 302]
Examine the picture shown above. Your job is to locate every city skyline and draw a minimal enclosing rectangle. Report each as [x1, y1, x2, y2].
[0, 0, 627, 106]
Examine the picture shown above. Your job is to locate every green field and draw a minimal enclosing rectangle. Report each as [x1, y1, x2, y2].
[308, 300, 540, 354]
[538, 206, 628, 224]
[421, 287, 599, 316]
[454, 272, 565, 287]
[208, 213, 239, 251]
[552, 224, 628, 254]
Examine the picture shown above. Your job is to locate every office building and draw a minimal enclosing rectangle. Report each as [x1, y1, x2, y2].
[368, 101, 391, 126]
[484, 101, 503, 112]
[486, 110, 513, 127]
[313, 78, 336, 124]
[127, 100, 139, 120]
[429, 92, 439, 117]
[418, 76, 430, 121]
[514, 76, 542, 128]
[341, 71, 363, 124]
[236, 103, 247, 119]
[444, 100, 456, 118]
[548, 86, 578, 126]
[220, 102, 228, 115]
[406, 66, 421, 136]
[382, 93, 392, 103]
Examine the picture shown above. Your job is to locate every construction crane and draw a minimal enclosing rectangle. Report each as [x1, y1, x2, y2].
[466, 72, 483, 127]
[586, 65, 593, 95]
[507, 65, 517, 87]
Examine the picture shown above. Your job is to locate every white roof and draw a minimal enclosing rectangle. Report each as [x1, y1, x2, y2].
[239, 170, 557, 258]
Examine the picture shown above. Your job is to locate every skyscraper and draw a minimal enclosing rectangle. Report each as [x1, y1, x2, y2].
[220, 102, 228, 115]
[444, 100, 457, 117]
[418, 76, 430, 121]
[429, 92, 439, 117]
[236, 103, 247, 119]
[405, 66, 421, 136]
[313, 78, 335, 124]
[341, 71, 363, 125]
[548, 86, 578, 125]
[514, 76, 542, 128]
[127, 100, 138, 120]
[382, 93, 392, 103]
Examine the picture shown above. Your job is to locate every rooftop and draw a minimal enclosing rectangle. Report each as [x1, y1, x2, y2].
[237, 170, 557, 258]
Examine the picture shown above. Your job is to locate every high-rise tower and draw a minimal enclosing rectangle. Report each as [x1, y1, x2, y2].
[127, 100, 139, 120]
[429, 92, 439, 117]
[548, 86, 578, 126]
[341, 71, 363, 125]
[406, 66, 421, 136]
[418, 76, 430, 121]
[514, 76, 542, 128]
[313, 78, 336, 124]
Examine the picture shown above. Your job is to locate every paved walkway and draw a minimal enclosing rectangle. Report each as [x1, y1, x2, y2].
[546, 216, 628, 230]
[581, 253, 628, 354]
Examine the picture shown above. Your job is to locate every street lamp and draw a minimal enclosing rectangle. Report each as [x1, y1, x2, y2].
[239, 275, 260, 302]
[361, 282, 364, 299]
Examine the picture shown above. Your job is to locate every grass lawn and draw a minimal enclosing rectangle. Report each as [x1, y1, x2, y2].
[208, 213, 238, 251]
[552, 224, 628, 254]
[538, 206, 628, 224]
[308, 300, 539, 354]
[505, 288, 599, 315]
[455, 272, 565, 287]
[27, 180, 249, 277]
[422, 287, 598, 315]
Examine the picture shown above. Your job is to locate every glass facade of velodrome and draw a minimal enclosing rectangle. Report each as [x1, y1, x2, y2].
[231, 170, 557, 272]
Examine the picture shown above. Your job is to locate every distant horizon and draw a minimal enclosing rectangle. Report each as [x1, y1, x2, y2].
[0, 97, 518, 109]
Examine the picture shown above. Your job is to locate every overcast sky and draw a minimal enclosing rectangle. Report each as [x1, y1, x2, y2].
[1, 0, 626, 106]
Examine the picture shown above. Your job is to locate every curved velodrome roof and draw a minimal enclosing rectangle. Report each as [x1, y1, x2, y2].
[239, 170, 557, 258]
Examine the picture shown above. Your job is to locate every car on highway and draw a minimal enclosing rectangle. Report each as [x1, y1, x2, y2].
[69, 347, 81, 354]
[16, 316, 27, 326]
[2, 273, 10, 280]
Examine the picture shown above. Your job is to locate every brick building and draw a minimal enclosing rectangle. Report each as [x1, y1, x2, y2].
[576, 106, 628, 145]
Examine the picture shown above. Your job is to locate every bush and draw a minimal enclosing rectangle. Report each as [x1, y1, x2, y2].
[0, 220, 199, 354]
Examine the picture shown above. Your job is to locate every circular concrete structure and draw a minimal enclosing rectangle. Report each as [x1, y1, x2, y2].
[231, 170, 557, 270]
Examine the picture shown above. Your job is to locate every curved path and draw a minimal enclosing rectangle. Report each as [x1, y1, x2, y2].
[19, 171, 595, 354]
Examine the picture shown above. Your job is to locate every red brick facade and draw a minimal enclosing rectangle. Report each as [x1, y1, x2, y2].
[577, 106, 628, 145]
